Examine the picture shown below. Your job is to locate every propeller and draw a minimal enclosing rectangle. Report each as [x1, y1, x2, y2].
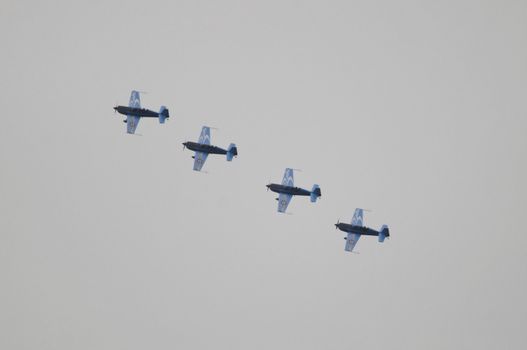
[335, 219, 340, 229]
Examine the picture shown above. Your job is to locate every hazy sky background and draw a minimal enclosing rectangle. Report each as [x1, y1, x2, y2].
[1, 0, 526, 349]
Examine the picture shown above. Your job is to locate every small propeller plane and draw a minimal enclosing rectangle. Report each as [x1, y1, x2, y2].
[335, 208, 390, 253]
[266, 168, 321, 213]
[182, 126, 238, 171]
[114, 90, 169, 134]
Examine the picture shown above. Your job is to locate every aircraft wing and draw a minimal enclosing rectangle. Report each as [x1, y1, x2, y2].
[126, 116, 140, 134]
[351, 208, 363, 226]
[193, 151, 209, 171]
[126, 91, 141, 134]
[345, 233, 361, 252]
[129, 90, 141, 108]
[277, 193, 293, 213]
[281, 168, 294, 186]
[345, 208, 364, 252]
[198, 126, 211, 145]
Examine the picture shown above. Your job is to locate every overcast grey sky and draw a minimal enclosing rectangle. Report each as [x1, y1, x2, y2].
[1, 0, 526, 349]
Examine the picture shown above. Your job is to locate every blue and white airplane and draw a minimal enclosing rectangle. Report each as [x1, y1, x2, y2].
[266, 168, 321, 213]
[114, 90, 169, 134]
[182, 126, 238, 171]
[335, 208, 390, 253]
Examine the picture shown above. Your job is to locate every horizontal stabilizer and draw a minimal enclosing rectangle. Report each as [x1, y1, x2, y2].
[310, 184, 321, 203]
[378, 225, 389, 242]
[159, 106, 169, 124]
[227, 143, 238, 161]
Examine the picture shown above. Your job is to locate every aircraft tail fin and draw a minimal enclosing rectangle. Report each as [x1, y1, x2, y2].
[159, 106, 169, 124]
[378, 225, 389, 242]
[226, 143, 238, 161]
[310, 184, 321, 203]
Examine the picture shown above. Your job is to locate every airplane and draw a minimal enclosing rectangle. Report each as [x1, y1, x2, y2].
[335, 208, 390, 253]
[113, 90, 169, 134]
[266, 168, 321, 213]
[182, 126, 238, 171]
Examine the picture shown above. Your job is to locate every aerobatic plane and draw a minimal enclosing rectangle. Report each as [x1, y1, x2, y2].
[113, 90, 169, 134]
[266, 168, 321, 213]
[182, 126, 238, 171]
[335, 208, 390, 253]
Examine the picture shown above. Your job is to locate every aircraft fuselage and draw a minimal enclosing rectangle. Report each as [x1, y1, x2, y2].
[335, 223, 382, 237]
[267, 183, 311, 196]
[183, 141, 228, 155]
[114, 106, 159, 118]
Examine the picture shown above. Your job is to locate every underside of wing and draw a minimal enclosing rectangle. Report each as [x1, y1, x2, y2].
[127, 116, 140, 134]
[351, 208, 363, 226]
[198, 126, 211, 145]
[193, 152, 209, 171]
[345, 233, 361, 252]
[129, 90, 141, 108]
[277, 193, 293, 213]
[281, 168, 294, 186]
